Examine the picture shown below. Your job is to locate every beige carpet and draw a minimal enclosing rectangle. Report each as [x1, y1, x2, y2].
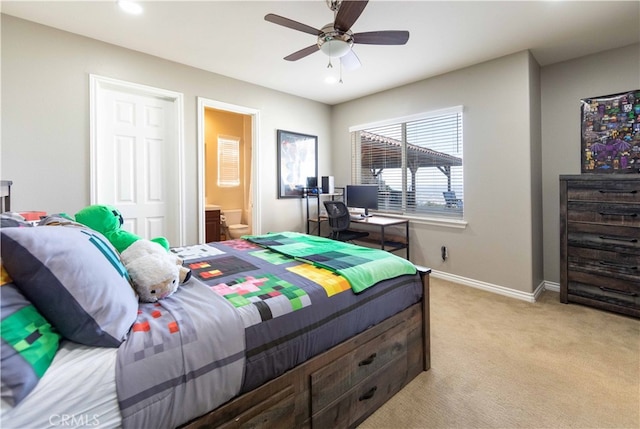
[359, 278, 640, 429]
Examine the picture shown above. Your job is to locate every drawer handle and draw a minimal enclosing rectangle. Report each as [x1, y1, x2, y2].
[599, 286, 639, 297]
[599, 260, 638, 270]
[599, 212, 638, 218]
[598, 189, 638, 194]
[599, 235, 638, 243]
[359, 386, 378, 401]
[358, 353, 377, 366]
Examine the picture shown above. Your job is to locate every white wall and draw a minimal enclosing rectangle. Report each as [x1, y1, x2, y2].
[331, 51, 542, 294]
[528, 51, 544, 290]
[541, 43, 640, 284]
[1, 15, 331, 244]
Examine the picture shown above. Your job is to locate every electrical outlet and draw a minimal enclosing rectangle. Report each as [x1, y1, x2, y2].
[441, 245, 448, 261]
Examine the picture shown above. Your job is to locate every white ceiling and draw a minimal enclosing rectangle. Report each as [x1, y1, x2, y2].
[2, 1, 639, 105]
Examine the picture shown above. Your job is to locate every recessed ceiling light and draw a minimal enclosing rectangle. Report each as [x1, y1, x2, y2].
[118, 0, 143, 15]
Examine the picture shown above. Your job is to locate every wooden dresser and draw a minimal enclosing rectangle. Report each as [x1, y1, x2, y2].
[560, 175, 640, 317]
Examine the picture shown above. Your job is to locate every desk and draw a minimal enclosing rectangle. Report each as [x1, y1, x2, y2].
[350, 216, 410, 259]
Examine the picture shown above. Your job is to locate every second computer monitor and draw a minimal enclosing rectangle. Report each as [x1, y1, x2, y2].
[346, 185, 378, 217]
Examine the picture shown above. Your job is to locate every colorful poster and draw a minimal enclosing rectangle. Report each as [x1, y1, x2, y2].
[581, 89, 640, 173]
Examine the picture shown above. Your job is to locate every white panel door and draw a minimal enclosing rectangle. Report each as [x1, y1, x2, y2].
[95, 87, 179, 244]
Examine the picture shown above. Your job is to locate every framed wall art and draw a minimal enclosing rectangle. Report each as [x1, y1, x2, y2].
[277, 129, 318, 198]
[581, 89, 640, 174]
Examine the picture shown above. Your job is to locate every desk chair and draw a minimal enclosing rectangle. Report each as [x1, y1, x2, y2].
[323, 201, 370, 243]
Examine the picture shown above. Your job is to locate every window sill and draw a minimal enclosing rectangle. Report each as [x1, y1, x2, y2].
[378, 213, 468, 229]
[412, 216, 467, 229]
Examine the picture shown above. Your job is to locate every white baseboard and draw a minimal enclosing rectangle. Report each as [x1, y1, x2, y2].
[543, 281, 560, 293]
[431, 270, 550, 303]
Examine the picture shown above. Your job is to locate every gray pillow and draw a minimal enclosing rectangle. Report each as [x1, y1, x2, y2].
[1, 226, 137, 347]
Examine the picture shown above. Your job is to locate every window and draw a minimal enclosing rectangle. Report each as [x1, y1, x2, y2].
[350, 106, 463, 219]
[217, 136, 240, 187]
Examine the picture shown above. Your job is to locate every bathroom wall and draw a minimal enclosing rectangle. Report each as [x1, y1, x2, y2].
[204, 107, 252, 226]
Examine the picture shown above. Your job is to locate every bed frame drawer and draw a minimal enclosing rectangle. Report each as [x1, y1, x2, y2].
[311, 356, 407, 429]
[310, 319, 408, 413]
[216, 386, 295, 429]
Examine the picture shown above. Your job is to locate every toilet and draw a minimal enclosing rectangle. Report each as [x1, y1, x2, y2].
[222, 209, 249, 239]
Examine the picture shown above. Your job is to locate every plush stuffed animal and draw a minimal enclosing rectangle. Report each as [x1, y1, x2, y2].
[120, 239, 191, 302]
[74, 205, 191, 302]
[74, 205, 169, 253]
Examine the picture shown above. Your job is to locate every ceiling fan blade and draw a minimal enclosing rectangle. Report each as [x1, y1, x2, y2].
[341, 50, 361, 71]
[334, 0, 369, 32]
[284, 44, 320, 61]
[264, 13, 322, 36]
[353, 30, 410, 45]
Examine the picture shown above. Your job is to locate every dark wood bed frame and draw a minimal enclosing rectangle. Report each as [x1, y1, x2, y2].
[182, 267, 431, 429]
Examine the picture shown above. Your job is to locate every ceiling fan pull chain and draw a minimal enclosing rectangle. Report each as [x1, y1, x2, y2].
[339, 61, 343, 84]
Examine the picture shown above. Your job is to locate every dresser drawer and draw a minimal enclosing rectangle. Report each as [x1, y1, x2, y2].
[568, 247, 640, 281]
[568, 269, 639, 295]
[566, 179, 640, 203]
[310, 320, 407, 414]
[311, 357, 407, 429]
[567, 278, 640, 310]
[567, 223, 640, 255]
[567, 201, 640, 227]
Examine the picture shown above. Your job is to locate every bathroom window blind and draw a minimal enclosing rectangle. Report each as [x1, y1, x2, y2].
[350, 106, 464, 219]
[218, 136, 240, 187]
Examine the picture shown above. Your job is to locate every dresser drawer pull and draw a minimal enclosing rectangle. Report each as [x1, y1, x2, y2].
[359, 386, 377, 401]
[599, 287, 639, 297]
[599, 260, 638, 270]
[358, 353, 377, 366]
[599, 235, 638, 243]
[599, 212, 638, 218]
[598, 189, 638, 194]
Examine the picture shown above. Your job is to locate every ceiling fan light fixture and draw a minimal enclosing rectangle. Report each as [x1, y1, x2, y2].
[317, 26, 354, 58]
[319, 39, 351, 58]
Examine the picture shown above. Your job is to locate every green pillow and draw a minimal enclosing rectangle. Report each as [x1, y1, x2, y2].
[1, 277, 61, 406]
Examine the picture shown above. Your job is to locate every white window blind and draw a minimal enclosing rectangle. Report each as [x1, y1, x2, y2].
[351, 107, 464, 219]
[217, 136, 240, 187]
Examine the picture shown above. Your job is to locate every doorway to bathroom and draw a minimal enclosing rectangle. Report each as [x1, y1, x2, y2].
[197, 98, 260, 243]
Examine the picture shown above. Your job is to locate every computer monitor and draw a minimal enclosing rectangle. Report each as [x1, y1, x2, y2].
[346, 185, 379, 217]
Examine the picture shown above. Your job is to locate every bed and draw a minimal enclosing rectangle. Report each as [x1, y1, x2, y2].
[1, 222, 430, 429]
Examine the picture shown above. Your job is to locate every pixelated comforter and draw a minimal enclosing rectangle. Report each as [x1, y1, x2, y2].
[245, 231, 417, 293]
[115, 279, 245, 429]
[116, 233, 423, 428]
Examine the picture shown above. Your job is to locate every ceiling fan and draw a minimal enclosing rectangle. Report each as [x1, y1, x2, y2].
[264, 0, 409, 71]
